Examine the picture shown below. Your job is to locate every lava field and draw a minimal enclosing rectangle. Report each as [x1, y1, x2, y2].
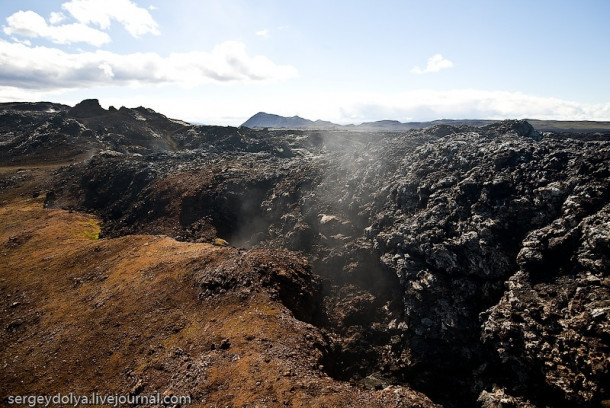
[1, 100, 609, 407]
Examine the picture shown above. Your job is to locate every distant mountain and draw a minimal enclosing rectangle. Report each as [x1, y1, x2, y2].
[241, 112, 338, 129]
[241, 113, 501, 131]
[242, 113, 610, 133]
[355, 120, 412, 130]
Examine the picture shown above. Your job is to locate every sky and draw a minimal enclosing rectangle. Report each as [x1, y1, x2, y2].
[0, 0, 609, 126]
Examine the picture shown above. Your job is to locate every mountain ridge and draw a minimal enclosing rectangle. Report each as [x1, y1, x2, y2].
[241, 112, 337, 129]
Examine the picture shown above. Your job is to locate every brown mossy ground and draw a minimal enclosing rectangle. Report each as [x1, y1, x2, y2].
[0, 167, 437, 407]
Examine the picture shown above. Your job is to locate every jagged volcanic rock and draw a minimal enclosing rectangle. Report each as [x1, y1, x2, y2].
[372, 121, 609, 405]
[68, 98, 107, 117]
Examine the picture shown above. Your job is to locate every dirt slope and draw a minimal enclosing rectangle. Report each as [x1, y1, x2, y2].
[0, 168, 436, 407]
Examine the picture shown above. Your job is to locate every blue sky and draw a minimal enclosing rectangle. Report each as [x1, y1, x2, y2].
[1, 0, 609, 125]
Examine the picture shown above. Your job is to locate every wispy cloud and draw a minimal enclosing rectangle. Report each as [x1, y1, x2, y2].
[256, 29, 270, 38]
[411, 54, 453, 74]
[3, 10, 111, 47]
[0, 39, 298, 90]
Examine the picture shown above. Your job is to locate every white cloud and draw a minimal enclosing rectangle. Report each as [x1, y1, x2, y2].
[411, 54, 454, 74]
[3, 0, 158, 46]
[98, 62, 114, 78]
[256, 29, 270, 38]
[3, 10, 111, 47]
[0, 39, 298, 90]
[49, 12, 66, 25]
[168, 41, 298, 82]
[61, 0, 160, 37]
